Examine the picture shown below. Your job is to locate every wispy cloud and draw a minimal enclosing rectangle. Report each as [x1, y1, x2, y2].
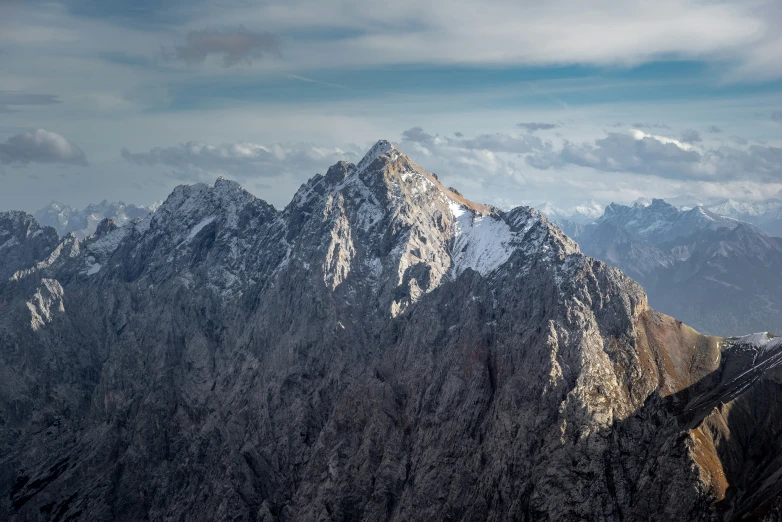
[0, 91, 61, 112]
[0, 129, 87, 166]
[631, 122, 672, 130]
[164, 26, 279, 67]
[517, 122, 559, 133]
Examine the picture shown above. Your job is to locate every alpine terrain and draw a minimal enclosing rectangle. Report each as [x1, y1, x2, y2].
[564, 199, 782, 337]
[34, 200, 155, 239]
[706, 199, 782, 238]
[2, 141, 782, 521]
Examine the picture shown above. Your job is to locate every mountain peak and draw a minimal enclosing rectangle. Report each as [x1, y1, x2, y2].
[356, 139, 399, 172]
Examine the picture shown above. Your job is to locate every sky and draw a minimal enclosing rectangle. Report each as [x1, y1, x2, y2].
[1, 0, 781, 213]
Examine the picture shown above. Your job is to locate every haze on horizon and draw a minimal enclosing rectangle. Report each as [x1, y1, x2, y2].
[1, 0, 781, 213]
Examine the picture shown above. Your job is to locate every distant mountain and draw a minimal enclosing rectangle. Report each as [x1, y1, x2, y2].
[573, 199, 782, 336]
[538, 199, 604, 241]
[705, 198, 782, 237]
[3, 141, 782, 520]
[34, 200, 155, 239]
[537, 199, 604, 225]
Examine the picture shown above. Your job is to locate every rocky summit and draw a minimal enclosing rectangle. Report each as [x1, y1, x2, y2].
[2, 141, 782, 521]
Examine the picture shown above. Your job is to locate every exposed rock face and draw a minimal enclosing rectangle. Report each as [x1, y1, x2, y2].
[0, 211, 60, 283]
[2, 141, 782, 521]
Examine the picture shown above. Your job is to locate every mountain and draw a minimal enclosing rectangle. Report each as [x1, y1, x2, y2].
[538, 200, 604, 243]
[705, 199, 782, 237]
[2, 141, 782, 521]
[538, 199, 604, 225]
[34, 199, 155, 239]
[574, 199, 782, 336]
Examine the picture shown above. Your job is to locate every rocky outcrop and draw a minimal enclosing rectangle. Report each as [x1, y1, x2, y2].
[1, 141, 781, 521]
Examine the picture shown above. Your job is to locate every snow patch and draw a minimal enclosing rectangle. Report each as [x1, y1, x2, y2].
[449, 201, 466, 218]
[735, 332, 782, 355]
[450, 209, 515, 277]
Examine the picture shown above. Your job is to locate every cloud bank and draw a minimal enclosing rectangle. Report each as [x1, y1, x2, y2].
[121, 140, 362, 180]
[525, 129, 782, 183]
[0, 129, 88, 166]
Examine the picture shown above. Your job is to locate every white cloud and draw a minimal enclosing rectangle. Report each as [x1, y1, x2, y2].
[526, 129, 782, 183]
[0, 128, 87, 166]
[201, 0, 780, 79]
[121, 139, 364, 181]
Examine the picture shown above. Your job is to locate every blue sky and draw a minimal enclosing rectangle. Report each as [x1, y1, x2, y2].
[1, 0, 781, 212]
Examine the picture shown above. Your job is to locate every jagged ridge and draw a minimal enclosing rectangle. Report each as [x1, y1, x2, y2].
[1, 141, 781, 521]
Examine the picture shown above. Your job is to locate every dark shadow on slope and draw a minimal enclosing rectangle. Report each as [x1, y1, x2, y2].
[600, 333, 782, 521]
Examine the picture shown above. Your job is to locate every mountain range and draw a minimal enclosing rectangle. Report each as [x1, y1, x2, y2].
[2, 141, 782, 520]
[535, 199, 605, 225]
[704, 199, 782, 238]
[34, 200, 155, 239]
[550, 199, 782, 337]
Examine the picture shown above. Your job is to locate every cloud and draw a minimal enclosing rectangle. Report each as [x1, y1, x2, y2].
[706, 125, 722, 133]
[631, 122, 672, 130]
[0, 129, 88, 166]
[401, 127, 542, 154]
[0, 91, 61, 112]
[517, 122, 559, 133]
[121, 140, 363, 180]
[526, 129, 782, 183]
[166, 26, 279, 67]
[680, 129, 702, 144]
[397, 127, 546, 197]
[61, 0, 193, 28]
[527, 130, 700, 177]
[243, 0, 778, 79]
[773, 111, 782, 122]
